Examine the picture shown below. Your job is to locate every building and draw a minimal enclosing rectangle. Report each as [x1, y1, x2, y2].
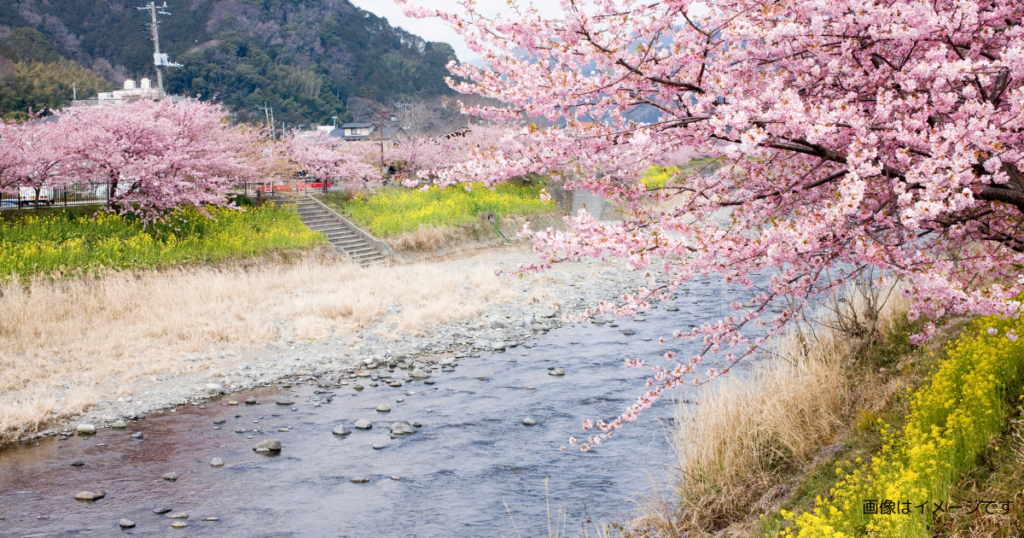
[73, 79, 194, 107]
[331, 123, 409, 143]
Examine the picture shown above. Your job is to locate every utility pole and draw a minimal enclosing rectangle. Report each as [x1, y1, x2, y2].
[72, 82, 77, 101]
[379, 107, 386, 182]
[137, 1, 180, 94]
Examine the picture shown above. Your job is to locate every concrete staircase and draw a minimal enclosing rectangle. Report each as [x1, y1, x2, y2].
[294, 196, 395, 267]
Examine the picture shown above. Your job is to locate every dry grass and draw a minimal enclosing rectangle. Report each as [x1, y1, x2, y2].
[0, 250, 525, 441]
[623, 283, 912, 537]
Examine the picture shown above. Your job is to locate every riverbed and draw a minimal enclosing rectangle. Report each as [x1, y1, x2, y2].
[0, 276, 760, 537]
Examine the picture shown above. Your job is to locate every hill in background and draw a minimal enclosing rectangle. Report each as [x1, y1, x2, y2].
[0, 0, 457, 123]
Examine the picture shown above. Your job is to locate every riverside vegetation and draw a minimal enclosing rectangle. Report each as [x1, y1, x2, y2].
[0, 202, 324, 279]
[319, 182, 557, 252]
[622, 285, 1024, 538]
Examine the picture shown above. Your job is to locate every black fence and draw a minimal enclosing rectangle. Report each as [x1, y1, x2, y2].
[0, 181, 345, 212]
[0, 183, 111, 210]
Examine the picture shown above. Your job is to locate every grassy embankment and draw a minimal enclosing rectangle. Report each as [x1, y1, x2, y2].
[319, 182, 558, 253]
[625, 287, 1024, 538]
[0, 202, 324, 280]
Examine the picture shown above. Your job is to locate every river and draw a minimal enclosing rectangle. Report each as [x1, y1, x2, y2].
[0, 277, 760, 537]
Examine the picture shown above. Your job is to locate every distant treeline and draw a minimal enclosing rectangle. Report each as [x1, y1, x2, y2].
[0, 0, 457, 124]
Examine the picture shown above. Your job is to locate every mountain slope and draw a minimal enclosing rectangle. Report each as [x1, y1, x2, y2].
[0, 0, 457, 124]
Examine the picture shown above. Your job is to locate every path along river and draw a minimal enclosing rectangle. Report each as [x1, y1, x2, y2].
[0, 277, 765, 537]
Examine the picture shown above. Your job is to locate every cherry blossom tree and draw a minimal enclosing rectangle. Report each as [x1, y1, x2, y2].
[63, 100, 261, 223]
[398, 0, 1024, 448]
[280, 131, 378, 187]
[387, 123, 527, 186]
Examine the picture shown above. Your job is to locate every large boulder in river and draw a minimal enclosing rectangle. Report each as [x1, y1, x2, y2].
[389, 421, 414, 435]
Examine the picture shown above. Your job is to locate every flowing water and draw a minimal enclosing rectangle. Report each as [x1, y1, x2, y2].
[0, 278, 762, 537]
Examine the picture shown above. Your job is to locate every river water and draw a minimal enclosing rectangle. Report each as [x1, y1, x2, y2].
[0, 278, 760, 537]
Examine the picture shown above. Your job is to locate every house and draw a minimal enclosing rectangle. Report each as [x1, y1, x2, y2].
[330, 123, 409, 143]
[337, 122, 376, 138]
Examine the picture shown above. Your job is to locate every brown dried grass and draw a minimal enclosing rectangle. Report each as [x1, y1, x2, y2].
[623, 284, 911, 537]
[0, 252, 521, 441]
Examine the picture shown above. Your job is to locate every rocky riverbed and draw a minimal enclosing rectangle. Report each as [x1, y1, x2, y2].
[10, 250, 682, 446]
[0, 264, 758, 537]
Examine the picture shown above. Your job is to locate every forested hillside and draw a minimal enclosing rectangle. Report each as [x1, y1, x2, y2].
[0, 0, 457, 123]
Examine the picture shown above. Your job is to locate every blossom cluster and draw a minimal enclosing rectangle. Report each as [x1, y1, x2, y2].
[398, 0, 1024, 446]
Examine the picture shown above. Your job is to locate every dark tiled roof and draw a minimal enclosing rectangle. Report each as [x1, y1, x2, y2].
[340, 122, 374, 129]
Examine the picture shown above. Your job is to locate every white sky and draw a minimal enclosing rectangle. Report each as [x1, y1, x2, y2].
[347, 0, 562, 62]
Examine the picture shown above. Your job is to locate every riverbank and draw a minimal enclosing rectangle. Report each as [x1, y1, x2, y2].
[0, 244, 653, 446]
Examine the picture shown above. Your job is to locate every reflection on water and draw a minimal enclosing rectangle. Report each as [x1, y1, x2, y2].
[0, 278, 759, 537]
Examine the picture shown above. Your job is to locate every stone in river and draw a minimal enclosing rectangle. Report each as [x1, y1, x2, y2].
[633, 315, 646, 322]
[203, 517, 219, 521]
[171, 521, 188, 529]
[410, 368, 430, 379]
[350, 477, 370, 483]
[424, 380, 435, 385]
[412, 422, 422, 428]
[522, 417, 537, 426]
[210, 458, 224, 467]
[389, 421, 414, 435]
[538, 308, 557, 318]
[119, 519, 135, 528]
[234, 428, 246, 433]
[76, 424, 96, 435]
[491, 341, 506, 351]
[354, 419, 372, 430]
[372, 444, 386, 450]
[665, 305, 679, 312]
[166, 513, 188, 519]
[213, 419, 226, 425]
[162, 472, 177, 481]
[332, 425, 352, 436]
[74, 491, 105, 501]
[390, 476, 401, 481]
[71, 460, 85, 467]
[153, 507, 172, 515]
[131, 432, 143, 439]
[245, 397, 257, 405]
[252, 439, 281, 452]
[205, 383, 223, 395]
[277, 428, 289, 432]
[376, 403, 391, 412]
[111, 420, 127, 429]
[353, 384, 364, 391]
[549, 369, 566, 376]
[620, 328, 636, 336]
[276, 398, 295, 406]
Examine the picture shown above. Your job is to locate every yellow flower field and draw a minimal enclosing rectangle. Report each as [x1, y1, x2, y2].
[0, 204, 324, 279]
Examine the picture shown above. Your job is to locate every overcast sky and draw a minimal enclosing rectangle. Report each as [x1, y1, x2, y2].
[347, 0, 562, 62]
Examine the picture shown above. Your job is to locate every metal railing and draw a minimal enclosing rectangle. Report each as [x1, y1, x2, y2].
[0, 181, 346, 212]
[0, 183, 112, 210]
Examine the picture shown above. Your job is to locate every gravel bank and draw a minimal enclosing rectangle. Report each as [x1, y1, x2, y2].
[8, 246, 653, 446]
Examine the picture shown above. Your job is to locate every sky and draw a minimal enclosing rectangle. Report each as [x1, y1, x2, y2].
[347, 0, 562, 62]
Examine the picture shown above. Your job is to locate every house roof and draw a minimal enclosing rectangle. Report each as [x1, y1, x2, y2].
[340, 122, 374, 129]
[331, 126, 407, 141]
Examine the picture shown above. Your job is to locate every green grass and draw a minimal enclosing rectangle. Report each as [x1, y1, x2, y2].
[0, 203, 325, 279]
[319, 183, 556, 238]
